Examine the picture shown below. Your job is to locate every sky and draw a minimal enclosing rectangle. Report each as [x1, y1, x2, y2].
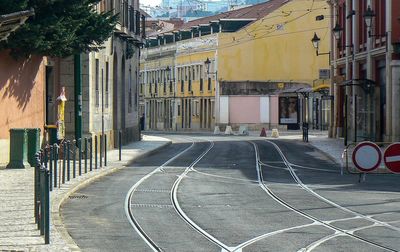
[140, 0, 161, 7]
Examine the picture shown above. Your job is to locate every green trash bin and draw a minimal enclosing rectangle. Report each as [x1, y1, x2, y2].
[6, 128, 29, 169]
[27, 128, 41, 167]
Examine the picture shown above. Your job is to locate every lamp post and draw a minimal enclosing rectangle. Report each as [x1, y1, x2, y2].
[311, 33, 330, 57]
[165, 66, 176, 130]
[204, 57, 218, 127]
[363, 5, 387, 45]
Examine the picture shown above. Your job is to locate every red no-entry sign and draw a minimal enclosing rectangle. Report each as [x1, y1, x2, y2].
[384, 143, 400, 173]
[352, 142, 382, 172]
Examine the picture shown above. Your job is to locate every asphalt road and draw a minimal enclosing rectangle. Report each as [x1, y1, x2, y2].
[61, 135, 400, 252]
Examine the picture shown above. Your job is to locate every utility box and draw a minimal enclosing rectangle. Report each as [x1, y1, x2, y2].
[6, 129, 29, 169]
[27, 128, 41, 167]
[45, 125, 58, 145]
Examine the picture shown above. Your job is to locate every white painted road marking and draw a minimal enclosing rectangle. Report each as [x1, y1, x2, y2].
[385, 155, 400, 163]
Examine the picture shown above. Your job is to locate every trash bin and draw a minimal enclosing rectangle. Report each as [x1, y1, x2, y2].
[27, 128, 41, 167]
[6, 128, 29, 169]
[45, 125, 58, 145]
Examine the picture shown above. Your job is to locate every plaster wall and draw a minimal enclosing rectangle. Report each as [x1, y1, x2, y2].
[0, 51, 46, 165]
[218, 0, 330, 84]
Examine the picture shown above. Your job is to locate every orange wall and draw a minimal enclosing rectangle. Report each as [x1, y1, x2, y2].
[0, 51, 45, 139]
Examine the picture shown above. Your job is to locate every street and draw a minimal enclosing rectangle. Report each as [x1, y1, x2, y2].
[62, 135, 400, 252]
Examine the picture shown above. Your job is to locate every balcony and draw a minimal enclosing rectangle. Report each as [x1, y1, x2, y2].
[114, 4, 145, 45]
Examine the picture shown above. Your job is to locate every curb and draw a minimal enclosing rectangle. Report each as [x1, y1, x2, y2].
[51, 140, 172, 251]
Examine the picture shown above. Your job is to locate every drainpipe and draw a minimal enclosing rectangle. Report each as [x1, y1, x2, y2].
[74, 54, 82, 144]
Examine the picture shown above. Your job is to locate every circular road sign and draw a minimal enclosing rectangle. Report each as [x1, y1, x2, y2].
[352, 141, 382, 172]
[384, 143, 400, 173]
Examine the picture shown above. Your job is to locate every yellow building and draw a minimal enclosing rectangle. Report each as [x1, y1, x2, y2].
[141, 0, 331, 131]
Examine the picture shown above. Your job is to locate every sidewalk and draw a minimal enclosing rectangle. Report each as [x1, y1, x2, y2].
[0, 135, 171, 252]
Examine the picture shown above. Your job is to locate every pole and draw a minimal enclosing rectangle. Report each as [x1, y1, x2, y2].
[84, 137, 88, 173]
[44, 167, 50, 244]
[67, 140, 70, 181]
[104, 135, 107, 166]
[119, 130, 122, 161]
[344, 94, 348, 146]
[74, 54, 82, 145]
[89, 137, 93, 171]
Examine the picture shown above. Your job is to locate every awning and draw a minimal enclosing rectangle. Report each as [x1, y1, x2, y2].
[312, 84, 330, 92]
[0, 9, 34, 41]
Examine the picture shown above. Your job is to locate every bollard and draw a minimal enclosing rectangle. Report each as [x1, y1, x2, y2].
[44, 167, 50, 244]
[95, 136, 98, 169]
[53, 144, 58, 189]
[100, 135, 103, 168]
[119, 130, 122, 161]
[67, 141, 70, 181]
[62, 142, 66, 184]
[78, 138, 82, 176]
[84, 137, 88, 173]
[89, 137, 93, 171]
[34, 152, 40, 226]
[73, 140, 76, 179]
[104, 135, 107, 167]
[49, 146, 53, 191]
[39, 167, 45, 235]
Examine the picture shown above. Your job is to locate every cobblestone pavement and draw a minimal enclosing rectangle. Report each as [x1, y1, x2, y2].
[0, 135, 171, 252]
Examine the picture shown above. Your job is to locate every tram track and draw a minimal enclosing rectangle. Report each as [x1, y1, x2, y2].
[124, 139, 196, 252]
[250, 140, 399, 252]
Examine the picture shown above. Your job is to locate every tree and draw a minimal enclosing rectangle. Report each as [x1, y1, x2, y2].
[0, 0, 118, 58]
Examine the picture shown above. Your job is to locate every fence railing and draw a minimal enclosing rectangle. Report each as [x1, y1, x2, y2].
[33, 131, 124, 244]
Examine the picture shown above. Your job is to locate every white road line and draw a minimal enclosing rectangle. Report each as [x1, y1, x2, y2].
[265, 140, 400, 233]
[124, 141, 195, 252]
[303, 223, 378, 252]
[249, 141, 396, 252]
[171, 141, 233, 252]
[190, 168, 258, 183]
[232, 222, 320, 251]
[385, 155, 400, 163]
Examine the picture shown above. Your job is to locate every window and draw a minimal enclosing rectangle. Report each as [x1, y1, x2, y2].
[208, 77, 211, 91]
[128, 68, 132, 112]
[211, 100, 215, 118]
[185, 67, 188, 81]
[181, 80, 184, 93]
[200, 78, 203, 92]
[95, 59, 100, 107]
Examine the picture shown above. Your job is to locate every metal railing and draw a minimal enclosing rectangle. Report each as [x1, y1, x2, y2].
[33, 132, 123, 244]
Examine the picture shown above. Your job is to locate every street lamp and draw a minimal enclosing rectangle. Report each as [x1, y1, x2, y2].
[332, 23, 353, 50]
[363, 5, 375, 36]
[311, 32, 330, 56]
[332, 23, 343, 41]
[204, 57, 217, 75]
[363, 5, 387, 39]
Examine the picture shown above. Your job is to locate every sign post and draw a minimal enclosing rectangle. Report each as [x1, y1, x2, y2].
[352, 141, 382, 173]
[383, 143, 400, 173]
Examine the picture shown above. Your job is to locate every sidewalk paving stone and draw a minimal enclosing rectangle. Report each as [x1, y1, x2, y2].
[0, 135, 171, 252]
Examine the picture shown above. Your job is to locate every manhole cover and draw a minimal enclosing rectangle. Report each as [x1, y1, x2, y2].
[69, 194, 88, 199]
